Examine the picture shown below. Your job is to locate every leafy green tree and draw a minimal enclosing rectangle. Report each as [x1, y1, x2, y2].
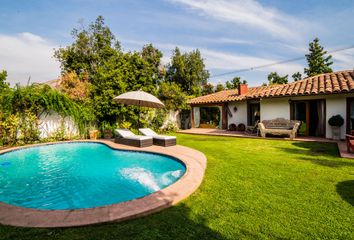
[304, 38, 333, 77]
[167, 47, 209, 96]
[215, 83, 225, 92]
[54, 16, 163, 127]
[0, 70, 9, 90]
[90, 51, 160, 125]
[201, 83, 214, 95]
[141, 44, 163, 81]
[158, 81, 188, 110]
[54, 16, 120, 79]
[225, 76, 247, 89]
[267, 72, 288, 85]
[292, 72, 302, 81]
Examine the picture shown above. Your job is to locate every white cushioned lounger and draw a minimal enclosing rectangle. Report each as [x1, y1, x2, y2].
[138, 128, 176, 147]
[115, 129, 153, 148]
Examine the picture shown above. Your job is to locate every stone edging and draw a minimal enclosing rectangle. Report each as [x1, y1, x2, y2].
[0, 140, 207, 228]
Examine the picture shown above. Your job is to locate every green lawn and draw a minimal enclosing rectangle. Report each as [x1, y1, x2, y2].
[1, 134, 353, 239]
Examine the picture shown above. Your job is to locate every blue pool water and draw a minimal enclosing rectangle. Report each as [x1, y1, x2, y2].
[0, 142, 186, 210]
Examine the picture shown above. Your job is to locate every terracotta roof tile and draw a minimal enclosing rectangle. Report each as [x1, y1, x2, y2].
[188, 70, 354, 104]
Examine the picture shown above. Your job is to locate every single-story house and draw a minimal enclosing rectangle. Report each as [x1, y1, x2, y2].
[188, 70, 354, 139]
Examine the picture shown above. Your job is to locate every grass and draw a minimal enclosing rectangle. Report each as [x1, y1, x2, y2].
[1, 134, 353, 239]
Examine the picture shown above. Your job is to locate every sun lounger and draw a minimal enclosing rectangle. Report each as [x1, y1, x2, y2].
[139, 128, 176, 147]
[115, 129, 153, 148]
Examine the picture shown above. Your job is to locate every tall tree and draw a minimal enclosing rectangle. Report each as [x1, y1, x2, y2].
[292, 72, 302, 81]
[267, 72, 288, 85]
[215, 83, 225, 92]
[225, 76, 247, 89]
[0, 70, 9, 90]
[54, 16, 163, 126]
[201, 83, 214, 95]
[54, 16, 120, 80]
[141, 44, 164, 82]
[90, 51, 160, 124]
[167, 47, 209, 96]
[158, 81, 188, 110]
[304, 38, 333, 77]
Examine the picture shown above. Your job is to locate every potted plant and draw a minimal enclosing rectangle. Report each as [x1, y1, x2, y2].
[328, 114, 344, 140]
[101, 122, 113, 139]
[88, 125, 99, 140]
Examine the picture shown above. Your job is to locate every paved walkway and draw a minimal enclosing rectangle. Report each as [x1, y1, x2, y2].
[178, 128, 354, 159]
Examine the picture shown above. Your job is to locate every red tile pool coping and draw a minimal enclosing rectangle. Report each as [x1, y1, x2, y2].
[0, 140, 207, 228]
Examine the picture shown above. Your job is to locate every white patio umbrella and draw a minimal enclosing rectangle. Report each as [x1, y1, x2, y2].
[113, 90, 164, 128]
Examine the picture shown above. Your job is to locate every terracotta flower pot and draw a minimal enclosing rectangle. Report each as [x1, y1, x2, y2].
[89, 130, 99, 140]
[103, 130, 113, 139]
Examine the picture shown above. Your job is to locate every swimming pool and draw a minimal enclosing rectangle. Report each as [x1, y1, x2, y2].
[0, 142, 186, 210]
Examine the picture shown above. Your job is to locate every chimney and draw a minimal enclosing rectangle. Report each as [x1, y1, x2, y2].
[239, 84, 248, 95]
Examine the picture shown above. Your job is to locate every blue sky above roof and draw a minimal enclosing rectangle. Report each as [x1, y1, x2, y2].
[0, 0, 353, 86]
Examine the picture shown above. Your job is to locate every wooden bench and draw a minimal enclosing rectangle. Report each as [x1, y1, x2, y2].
[258, 118, 301, 140]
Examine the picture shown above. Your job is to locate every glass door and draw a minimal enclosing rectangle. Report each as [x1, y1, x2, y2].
[291, 100, 325, 137]
[347, 98, 354, 133]
[248, 101, 260, 126]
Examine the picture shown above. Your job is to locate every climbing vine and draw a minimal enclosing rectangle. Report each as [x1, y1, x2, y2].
[0, 83, 95, 141]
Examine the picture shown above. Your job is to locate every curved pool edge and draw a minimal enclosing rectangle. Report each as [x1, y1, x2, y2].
[0, 140, 207, 228]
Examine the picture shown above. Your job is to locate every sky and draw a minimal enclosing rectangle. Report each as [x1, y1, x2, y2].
[0, 0, 353, 86]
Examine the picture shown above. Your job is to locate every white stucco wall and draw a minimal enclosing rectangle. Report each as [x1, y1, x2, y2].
[228, 102, 247, 126]
[38, 111, 79, 139]
[162, 110, 180, 129]
[260, 98, 290, 121]
[326, 96, 347, 139]
[227, 93, 353, 139]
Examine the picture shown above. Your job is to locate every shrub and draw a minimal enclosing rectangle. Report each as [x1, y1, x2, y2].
[161, 121, 178, 133]
[328, 115, 344, 127]
[228, 123, 237, 131]
[237, 123, 246, 131]
[0, 113, 20, 146]
[18, 110, 40, 144]
[119, 121, 132, 129]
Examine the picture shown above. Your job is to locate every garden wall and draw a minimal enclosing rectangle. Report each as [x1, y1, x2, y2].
[38, 111, 79, 139]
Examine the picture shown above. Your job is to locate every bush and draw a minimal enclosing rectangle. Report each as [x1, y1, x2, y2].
[161, 121, 178, 133]
[0, 113, 20, 146]
[18, 110, 40, 144]
[151, 109, 166, 132]
[119, 121, 132, 129]
[328, 115, 344, 127]
[228, 123, 237, 131]
[237, 123, 246, 131]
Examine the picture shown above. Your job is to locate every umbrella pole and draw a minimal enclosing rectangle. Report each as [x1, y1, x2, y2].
[138, 104, 140, 129]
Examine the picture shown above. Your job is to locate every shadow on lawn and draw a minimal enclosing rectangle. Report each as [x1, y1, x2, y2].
[277, 142, 354, 168]
[336, 180, 354, 206]
[0, 204, 225, 240]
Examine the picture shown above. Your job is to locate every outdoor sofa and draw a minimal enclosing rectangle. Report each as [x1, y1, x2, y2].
[115, 129, 153, 148]
[258, 118, 301, 140]
[139, 128, 176, 147]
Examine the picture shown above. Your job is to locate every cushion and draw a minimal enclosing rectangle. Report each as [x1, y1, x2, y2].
[125, 136, 152, 140]
[115, 129, 135, 138]
[139, 128, 158, 136]
[152, 135, 176, 140]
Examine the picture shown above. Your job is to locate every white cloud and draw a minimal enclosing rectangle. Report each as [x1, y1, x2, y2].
[331, 49, 354, 70]
[169, 0, 309, 41]
[0, 32, 60, 85]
